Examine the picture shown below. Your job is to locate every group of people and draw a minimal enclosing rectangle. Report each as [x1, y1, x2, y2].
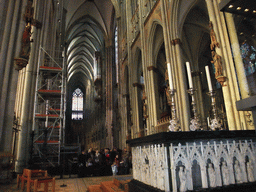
[77, 147, 132, 177]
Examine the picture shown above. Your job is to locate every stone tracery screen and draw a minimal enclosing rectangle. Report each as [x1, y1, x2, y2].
[131, 139, 256, 192]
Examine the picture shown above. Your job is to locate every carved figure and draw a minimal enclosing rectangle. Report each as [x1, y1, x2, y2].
[247, 160, 255, 182]
[20, 23, 32, 60]
[208, 163, 216, 187]
[142, 89, 147, 119]
[234, 160, 243, 184]
[209, 21, 219, 50]
[221, 161, 230, 185]
[179, 166, 187, 192]
[24, 0, 34, 23]
[158, 161, 165, 190]
[211, 51, 222, 77]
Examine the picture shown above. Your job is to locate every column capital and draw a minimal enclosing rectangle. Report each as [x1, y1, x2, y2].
[31, 19, 42, 28]
[147, 66, 158, 72]
[133, 83, 143, 89]
[171, 38, 182, 46]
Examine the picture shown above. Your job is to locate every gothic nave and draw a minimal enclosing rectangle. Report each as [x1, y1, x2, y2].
[0, 0, 256, 191]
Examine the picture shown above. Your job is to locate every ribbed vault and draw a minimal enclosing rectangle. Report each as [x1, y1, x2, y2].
[65, 0, 114, 88]
[64, 0, 115, 144]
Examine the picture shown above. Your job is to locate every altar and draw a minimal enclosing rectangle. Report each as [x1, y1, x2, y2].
[127, 130, 256, 192]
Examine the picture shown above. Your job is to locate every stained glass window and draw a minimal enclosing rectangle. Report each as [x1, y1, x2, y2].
[72, 88, 83, 120]
[115, 27, 119, 83]
[240, 43, 256, 76]
[235, 15, 256, 95]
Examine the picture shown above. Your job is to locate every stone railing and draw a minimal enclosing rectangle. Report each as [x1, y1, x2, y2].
[128, 131, 256, 192]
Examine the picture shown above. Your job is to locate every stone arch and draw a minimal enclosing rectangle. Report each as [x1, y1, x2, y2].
[110, 0, 121, 18]
[147, 20, 164, 68]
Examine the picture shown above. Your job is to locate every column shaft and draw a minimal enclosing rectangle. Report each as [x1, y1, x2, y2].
[105, 45, 114, 148]
[0, 0, 25, 151]
[205, 0, 237, 130]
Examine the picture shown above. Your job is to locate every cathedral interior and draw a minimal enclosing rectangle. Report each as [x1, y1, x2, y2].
[0, 0, 256, 191]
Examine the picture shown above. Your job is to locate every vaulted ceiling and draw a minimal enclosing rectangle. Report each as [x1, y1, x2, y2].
[63, 0, 116, 89]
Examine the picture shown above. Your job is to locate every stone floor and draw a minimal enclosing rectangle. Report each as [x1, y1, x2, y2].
[1, 174, 133, 192]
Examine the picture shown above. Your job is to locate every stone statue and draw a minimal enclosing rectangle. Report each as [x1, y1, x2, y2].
[179, 166, 187, 192]
[158, 161, 165, 190]
[221, 161, 229, 185]
[208, 163, 216, 188]
[247, 160, 255, 182]
[234, 160, 243, 184]
[142, 89, 147, 119]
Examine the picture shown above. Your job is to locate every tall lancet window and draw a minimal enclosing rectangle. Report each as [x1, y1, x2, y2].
[115, 27, 119, 83]
[72, 88, 83, 120]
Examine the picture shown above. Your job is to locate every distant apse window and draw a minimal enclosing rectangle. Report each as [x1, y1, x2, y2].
[72, 88, 83, 120]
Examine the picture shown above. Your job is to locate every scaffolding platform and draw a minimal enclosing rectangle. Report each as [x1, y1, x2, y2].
[32, 47, 65, 168]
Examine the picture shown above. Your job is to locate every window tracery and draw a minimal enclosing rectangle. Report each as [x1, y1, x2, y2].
[72, 88, 83, 120]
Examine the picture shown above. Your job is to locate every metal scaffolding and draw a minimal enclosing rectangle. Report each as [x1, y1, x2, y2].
[32, 47, 65, 168]
[31, 0, 81, 169]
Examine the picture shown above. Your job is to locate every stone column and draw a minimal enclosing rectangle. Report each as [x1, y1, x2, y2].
[105, 45, 114, 148]
[0, 0, 17, 93]
[0, 0, 25, 152]
[225, 13, 249, 98]
[146, 66, 159, 134]
[131, 84, 138, 138]
[163, 146, 170, 191]
[194, 71, 206, 129]
[132, 83, 144, 137]
[137, 0, 156, 135]
[15, 0, 45, 173]
[142, 65, 155, 135]
[0, 0, 20, 146]
[225, 12, 254, 130]
[226, 151, 236, 184]
[173, 40, 190, 131]
[170, 164, 177, 192]
[161, 0, 190, 131]
[205, 0, 237, 130]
